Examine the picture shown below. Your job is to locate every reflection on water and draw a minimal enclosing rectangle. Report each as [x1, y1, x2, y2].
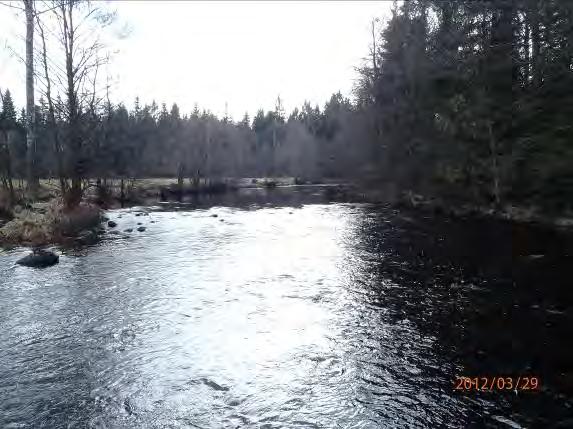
[1, 195, 572, 428]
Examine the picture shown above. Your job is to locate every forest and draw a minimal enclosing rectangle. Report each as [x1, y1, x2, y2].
[1, 0, 572, 214]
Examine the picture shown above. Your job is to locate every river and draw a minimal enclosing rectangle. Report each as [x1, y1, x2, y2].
[1, 188, 572, 428]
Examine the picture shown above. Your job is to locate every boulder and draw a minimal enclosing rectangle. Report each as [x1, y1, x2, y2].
[16, 250, 59, 268]
[107, 220, 117, 228]
[124, 228, 133, 233]
[211, 214, 218, 218]
[137, 226, 146, 232]
[135, 213, 142, 217]
[137, 222, 142, 225]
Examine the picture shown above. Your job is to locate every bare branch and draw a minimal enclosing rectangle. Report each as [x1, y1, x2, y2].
[0, 1, 24, 12]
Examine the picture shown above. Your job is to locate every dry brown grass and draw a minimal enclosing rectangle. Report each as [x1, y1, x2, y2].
[0, 198, 101, 246]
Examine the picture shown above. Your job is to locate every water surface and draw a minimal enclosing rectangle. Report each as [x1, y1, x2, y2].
[1, 193, 572, 428]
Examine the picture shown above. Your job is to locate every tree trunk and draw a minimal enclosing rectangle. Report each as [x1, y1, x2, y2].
[177, 162, 184, 191]
[24, 0, 38, 195]
[529, 3, 542, 87]
[120, 178, 125, 208]
[0, 131, 15, 203]
[61, 2, 82, 206]
[37, 14, 67, 197]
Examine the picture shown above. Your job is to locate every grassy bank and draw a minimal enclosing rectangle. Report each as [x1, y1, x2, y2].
[0, 197, 102, 247]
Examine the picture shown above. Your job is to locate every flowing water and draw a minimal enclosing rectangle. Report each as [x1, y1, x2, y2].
[1, 188, 572, 428]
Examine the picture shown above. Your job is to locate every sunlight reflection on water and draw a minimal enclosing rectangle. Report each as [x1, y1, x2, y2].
[1, 201, 571, 428]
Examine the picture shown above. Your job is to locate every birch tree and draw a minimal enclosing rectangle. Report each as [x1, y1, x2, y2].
[23, 0, 38, 193]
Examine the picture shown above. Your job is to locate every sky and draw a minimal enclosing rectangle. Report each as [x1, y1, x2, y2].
[0, 1, 391, 121]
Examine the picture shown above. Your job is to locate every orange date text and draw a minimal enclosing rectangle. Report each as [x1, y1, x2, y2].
[454, 376, 540, 392]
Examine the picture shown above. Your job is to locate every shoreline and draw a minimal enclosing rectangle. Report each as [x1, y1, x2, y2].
[2, 179, 572, 249]
[351, 186, 573, 231]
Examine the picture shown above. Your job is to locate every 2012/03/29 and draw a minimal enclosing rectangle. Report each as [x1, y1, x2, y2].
[454, 376, 540, 392]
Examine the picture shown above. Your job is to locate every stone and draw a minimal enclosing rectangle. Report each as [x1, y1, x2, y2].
[107, 220, 117, 228]
[16, 250, 59, 268]
[137, 226, 146, 232]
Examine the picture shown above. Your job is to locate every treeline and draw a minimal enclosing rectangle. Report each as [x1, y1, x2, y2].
[357, 0, 573, 211]
[0, 90, 372, 185]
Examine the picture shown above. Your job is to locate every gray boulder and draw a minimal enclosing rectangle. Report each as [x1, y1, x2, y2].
[16, 250, 59, 268]
[107, 220, 117, 228]
[137, 226, 146, 232]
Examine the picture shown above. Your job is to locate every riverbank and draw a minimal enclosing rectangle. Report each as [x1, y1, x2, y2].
[0, 197, 102, 247]
[348, 185, 573, 230]
[0, 177, 316, 247]
[2, 177, 571, 248]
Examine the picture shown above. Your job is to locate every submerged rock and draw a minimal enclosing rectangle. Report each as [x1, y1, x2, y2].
[211, 214, 218, 218]
[107, 220, 117, 228]
[137, 226, 146, 232]
[124, 228, 133, 233]
[16, 250, 59, 268]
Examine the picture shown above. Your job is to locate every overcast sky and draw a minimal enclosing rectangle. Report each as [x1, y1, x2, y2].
[0, 1, 391, 120]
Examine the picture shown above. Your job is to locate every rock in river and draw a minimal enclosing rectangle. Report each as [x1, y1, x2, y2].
[108, 220, 117, 228]
[137, 226, 146, 232]
[124, 228, 133, 233]
[16, 250, 59, 268]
